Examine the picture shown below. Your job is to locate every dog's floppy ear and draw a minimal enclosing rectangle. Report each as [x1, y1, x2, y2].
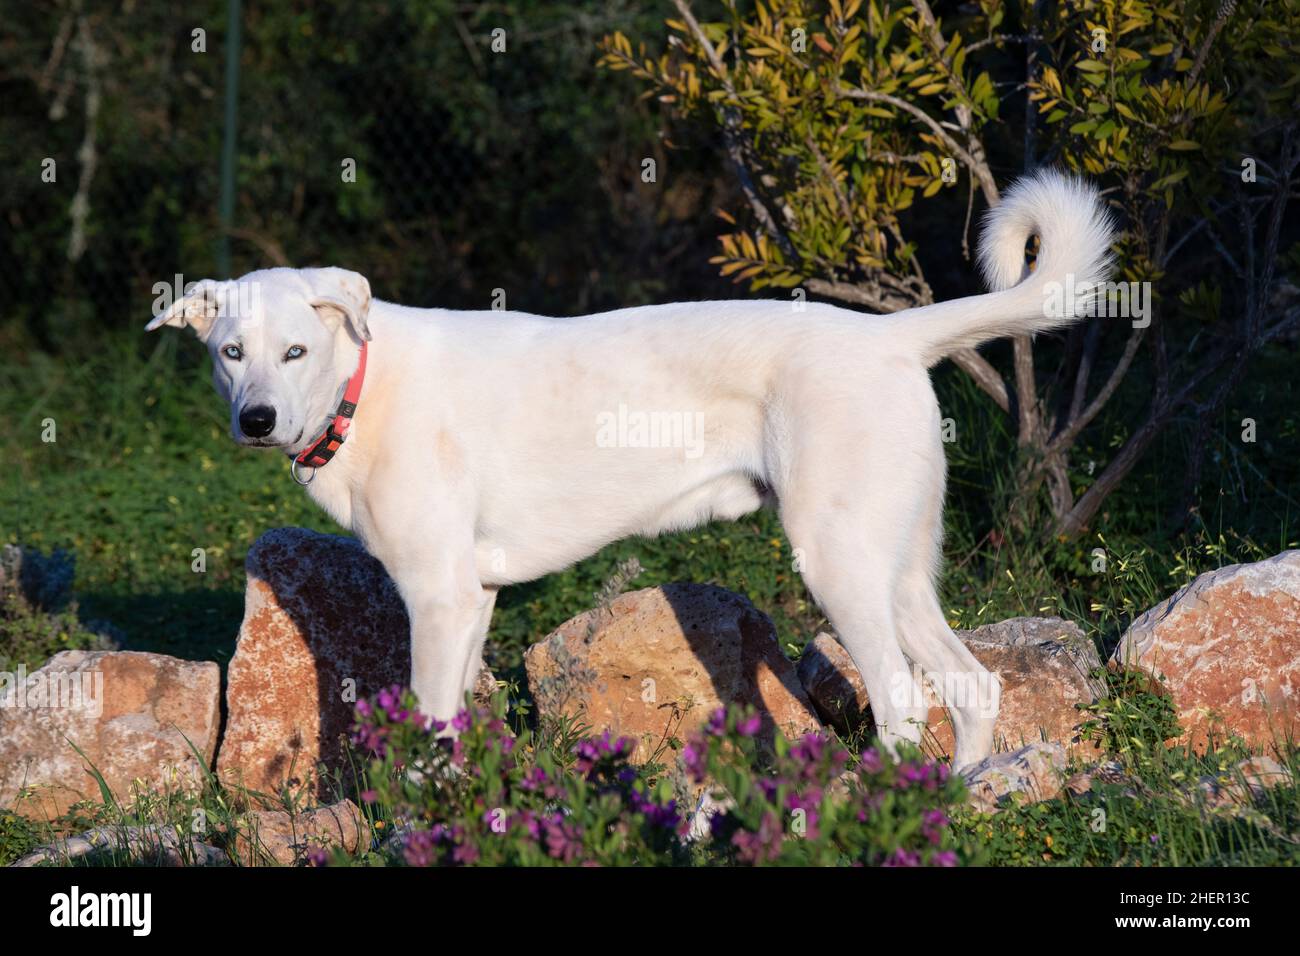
[303, 267, 372, 343]
[144, 279, 226, 340]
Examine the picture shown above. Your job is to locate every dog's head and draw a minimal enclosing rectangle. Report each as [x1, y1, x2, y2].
[145, 267, 371, 452]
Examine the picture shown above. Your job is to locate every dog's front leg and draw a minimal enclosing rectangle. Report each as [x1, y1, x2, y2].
[385, 544, 491, 726]
[403, 590, 493, 726]
[459, 587, 498, 702]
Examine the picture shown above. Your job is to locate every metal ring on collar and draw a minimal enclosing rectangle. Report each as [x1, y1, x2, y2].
[291, 458, 316, 485]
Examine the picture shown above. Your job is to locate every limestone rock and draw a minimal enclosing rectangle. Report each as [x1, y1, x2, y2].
[1191, 755, 1293, 810]
[217, 528, 493, 798]
[0, 650, 220, 818]
[795, 633, 870, 733]
[962, 741, 1067, 813]
[1112, 551, 1300, 751]
[232, 799, 366, 866]
[525, 584, 821, 761]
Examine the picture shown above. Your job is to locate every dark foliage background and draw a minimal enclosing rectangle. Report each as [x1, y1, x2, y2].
[0, 0, 745, 351]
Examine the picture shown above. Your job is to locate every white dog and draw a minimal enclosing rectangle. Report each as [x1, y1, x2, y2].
[147, 169, 1112, 770]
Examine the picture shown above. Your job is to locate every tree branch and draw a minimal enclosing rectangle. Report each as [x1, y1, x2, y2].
[834, 85, 999, 204]
[1048, 326, 1147, 456]
[669, 0, 797, 261]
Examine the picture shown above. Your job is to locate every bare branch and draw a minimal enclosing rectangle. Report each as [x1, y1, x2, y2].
[804, 277, 921, 314]
[1047, 325, 1147, 456]
[1188, 0, 1236, 86]
[227, 228, 291, 267]
[1012, 337, 1039, 446]
[951, 349, 1012, 412]
[966, 32, 1044, 54]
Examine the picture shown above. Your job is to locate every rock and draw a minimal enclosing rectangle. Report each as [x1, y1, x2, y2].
[1191, 756, 1293, 811]
[1112, 551, 1300, 751]
[950, 618, 1103, 755]
[796, 618, 1102, 757]
[796, 633, 870, 733]
[1063, 759, 1137, 798]
[472, 666, 501, 703]
[0, 650, 220, 819]
[685, 789, 734, 843]
[232, 799, 366, 866]
[1233, 755, 1293, 792]
[962, 741, 1067, 813]
[10, 825, 228, 867]
[524, 584, 821, 762]
[216, 528, 494, 798]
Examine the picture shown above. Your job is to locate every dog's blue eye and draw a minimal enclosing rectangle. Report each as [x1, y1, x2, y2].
[284, 345, 306, 361]
[223, 345, 242, 361]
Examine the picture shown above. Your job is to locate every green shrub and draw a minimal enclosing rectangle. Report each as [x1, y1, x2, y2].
[347, 688, 691, 866]
[683, 706, 968, 865]
[345, 688, 968, 867]
[1078, 666, 1182, 767]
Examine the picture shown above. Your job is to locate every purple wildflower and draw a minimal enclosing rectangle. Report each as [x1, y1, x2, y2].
[631, 790, 681, 830]
[682, 741, 707, 782]
[403, 828, 438, 867]
[452, 842, 480, 865]
[520, 767, 549, 792]
[732, 810, 783, 865]
[544, 815, 584, 863]
[921, 808, 948, 845]
[512, 809, 543, 840]
[883, 847, 921, 867]
[376, 685, 409, 723]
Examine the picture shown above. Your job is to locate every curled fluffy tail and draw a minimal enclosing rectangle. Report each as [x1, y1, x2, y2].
[908, 168, 1116, 367]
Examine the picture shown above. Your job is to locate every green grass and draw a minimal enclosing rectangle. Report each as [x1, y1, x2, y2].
[959, 679, 1300, 866]
[962, 753, 1300, 866]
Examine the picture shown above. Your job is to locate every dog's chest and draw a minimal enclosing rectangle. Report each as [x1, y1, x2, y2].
[303, 467, 356, 529]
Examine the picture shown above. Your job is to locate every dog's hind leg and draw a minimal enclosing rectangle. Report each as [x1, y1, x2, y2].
[890, 412, 1000, 771]
[894, 572, 1000, 771]
[772, 373, 934, 755]
[781, 501, 929, 754]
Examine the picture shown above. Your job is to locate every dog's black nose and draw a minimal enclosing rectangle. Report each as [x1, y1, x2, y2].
[239, 405, 277, 438]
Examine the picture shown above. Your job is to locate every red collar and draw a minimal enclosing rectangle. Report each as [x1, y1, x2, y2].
[292, 342, 367, 480]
